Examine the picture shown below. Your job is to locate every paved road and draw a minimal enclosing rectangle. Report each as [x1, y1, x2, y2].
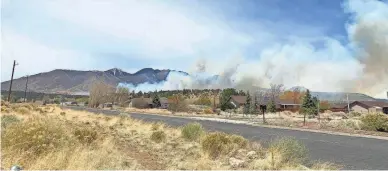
[66, 106, 388, 169]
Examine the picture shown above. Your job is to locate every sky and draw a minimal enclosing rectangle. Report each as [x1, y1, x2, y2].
[1, 0, 388, 98]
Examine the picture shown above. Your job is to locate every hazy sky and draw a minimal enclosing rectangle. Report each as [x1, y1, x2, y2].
[1, 0, 387, 97]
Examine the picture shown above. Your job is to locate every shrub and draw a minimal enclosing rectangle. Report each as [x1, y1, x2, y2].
[269, 138, 308, 165]
[361, 113, 388, 132]
[73, 127, 98, 144]
[229, 134, 248, 148]
[150, 130, 166, 143]
[201, 132, 248, 159]
[16, 106, 30, 114]
[181, 123, 204, 141]
[1, 115, 20, 129]
[350, 111, 362, 117]
[60, 112, 66, 116]
[201, 132, 232, 158]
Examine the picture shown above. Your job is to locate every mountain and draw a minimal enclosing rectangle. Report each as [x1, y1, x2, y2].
[1, 68, 186, 94]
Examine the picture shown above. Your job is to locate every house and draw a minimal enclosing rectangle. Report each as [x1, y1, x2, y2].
[160, 97, 169, 109]
[228, 96, 247, 108]
[349, 101, 388, 114]
[277, 99, 301, 112]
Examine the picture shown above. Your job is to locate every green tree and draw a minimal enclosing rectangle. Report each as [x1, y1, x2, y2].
[244, 91, 251, 115]
[152, 92, 161, 108]
[267, 100, 277, 113]
[219, 88, 238, 111]
[300, 89, 317, 125]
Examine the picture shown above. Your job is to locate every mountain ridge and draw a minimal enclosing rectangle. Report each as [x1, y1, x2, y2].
[1, 68, 186, 94]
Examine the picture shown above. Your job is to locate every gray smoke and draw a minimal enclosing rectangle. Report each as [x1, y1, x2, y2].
[120, 0, 387, 98]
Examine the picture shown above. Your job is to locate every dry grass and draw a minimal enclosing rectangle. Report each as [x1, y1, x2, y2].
[1, 102, 339, 170]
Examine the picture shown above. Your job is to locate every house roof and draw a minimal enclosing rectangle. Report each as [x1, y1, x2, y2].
[352, 101, 388, 108]
[229, 95, 247, 105]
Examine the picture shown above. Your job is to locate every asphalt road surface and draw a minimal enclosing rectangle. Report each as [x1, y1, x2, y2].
[66, 106, 388, 169]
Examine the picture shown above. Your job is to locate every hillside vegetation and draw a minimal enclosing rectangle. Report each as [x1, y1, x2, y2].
[1, 101, 339, 170]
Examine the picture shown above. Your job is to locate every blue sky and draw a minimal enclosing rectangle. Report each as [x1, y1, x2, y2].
[1, 0, 387, 97]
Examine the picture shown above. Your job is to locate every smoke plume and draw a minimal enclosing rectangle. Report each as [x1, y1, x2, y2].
[119, 0, 388, 98]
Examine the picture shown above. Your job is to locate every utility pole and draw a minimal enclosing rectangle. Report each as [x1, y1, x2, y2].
[347, 93, 350, 113]
[7, 60, 18, 102]
[24, 75, 29, 102]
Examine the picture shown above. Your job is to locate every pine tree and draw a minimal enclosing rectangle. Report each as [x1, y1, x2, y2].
[300, 89, 317, 125]
[244, 91, 251, 115]
[152, 92, 161, 108]
[267, 100, 277, 113]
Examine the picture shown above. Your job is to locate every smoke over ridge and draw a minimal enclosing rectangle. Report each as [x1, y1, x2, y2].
[119, 0, 388, 98]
